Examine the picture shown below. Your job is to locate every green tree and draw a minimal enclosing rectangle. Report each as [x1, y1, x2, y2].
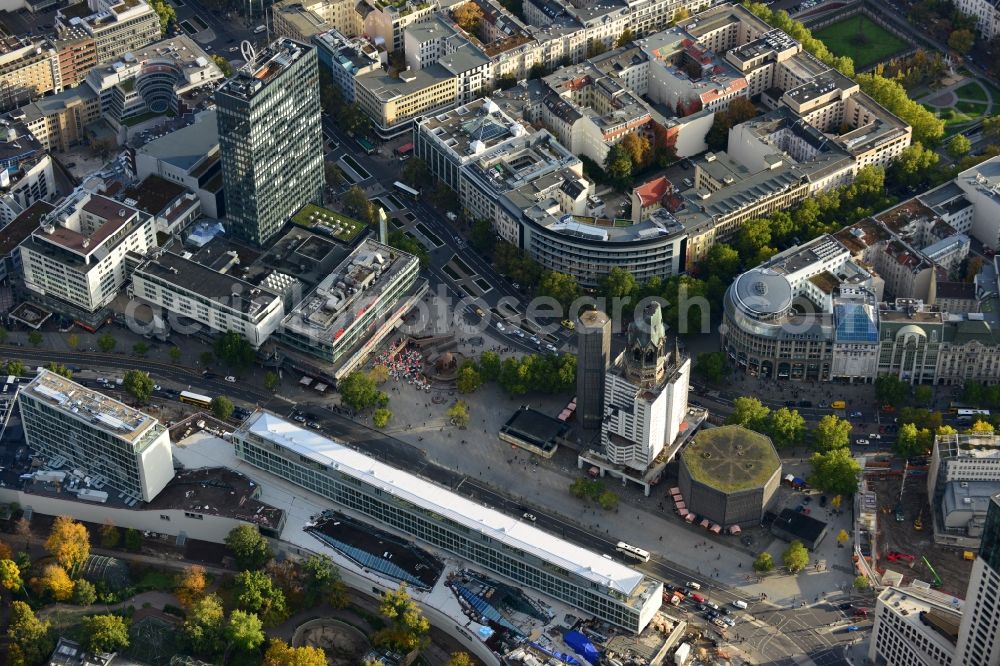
[537, 270, 579, 308]
[211, 396, 234, 420]
[694, 352, 726, 383]
[895, 422, 933, 458]
[199, 350, 214, 367]
[604, 143, 633, 190]
[183, 594, 225, 655]
[616, 28, 636, 47]
[148, 0, 176, 30]
[264, 371, 280, 392]
[948, 28, 975, 54]
[782, 540, 810, 573]
[73, 579, 97, 605]
[753, 552, 774, 572]
[388, 230, 429, 267]
[7, 601, 53, 666]
[213, 330, 255, 370]
[226, 610, 265, 652]
[124, 528, 141, 552]
[948, 133, 972, 158]
[344, 185, 376, 225]
[210, 54, 233, 76]
[456, 365, 482, 394]
[469, 218, 496, 255]
[168, 347, 182, 364]
[734, 217, 772, 258]
[452, 1, 484, 32]
[809, 447, 861, 495]
[34, 564, 74, 601]
[875, 375, 910, 406]
[46, 362, 72, 379]
[768, 407, 806, 448]
[325, 162, 345, 187]
[339, 371, 380, 411]
[913, 384, 933, 407]
[97, 334, 116, 353]
[813, 414, 852, 451]
[225, 525, 272, 569]
[401, 157, 432, 190]
[704, 243, 741, 280]
[597, 490, 619, 510]
[374, 584, 430, 652]
[373, 408, 392, 428]
[81, 614, 130, 654]
[236, 570, 289, 626]
[984, 114, 1000, 145]
[302, 554, 349, 608]
[122, 369, 154, 404]
[479, 351, 501, 381]
[99, 521, 120, 549]
[600, 267, 638, 307]
[853, 574, 870, 590]
[27, 330, 42, 347]
[728, 396, 771, 431]
[0, 325, 7, 343]
[447, 400, 470, 427]
[967, 419, 995, 434]
[3, 359, 25, 376]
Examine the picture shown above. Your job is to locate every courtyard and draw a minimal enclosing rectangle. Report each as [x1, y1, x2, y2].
[813, 15, 910, 70]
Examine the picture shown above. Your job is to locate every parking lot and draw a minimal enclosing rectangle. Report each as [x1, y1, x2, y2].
[871, 474, 973, 597]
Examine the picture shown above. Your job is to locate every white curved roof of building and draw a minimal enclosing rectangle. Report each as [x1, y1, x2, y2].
[732, 268, 793, 317]
[243, 411, 646, 596]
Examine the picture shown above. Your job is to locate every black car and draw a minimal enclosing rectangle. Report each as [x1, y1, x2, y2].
[798, 400, 813, 408]
[820, 495, 828, 507]
[784, 400, 796, 407]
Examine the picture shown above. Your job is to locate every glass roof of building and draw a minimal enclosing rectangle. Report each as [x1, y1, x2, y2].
[834, 302, 878, 342]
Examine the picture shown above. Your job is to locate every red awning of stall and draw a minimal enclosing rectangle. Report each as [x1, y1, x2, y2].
[729, 525, 742, 535]
[700, 518, 711, 529]
[675, 501, 686, 510]
[670, 487, 681, 495]
[711, 523, 722, 534]
[678, 508, 689, 517]
[685, 513, 696, 523]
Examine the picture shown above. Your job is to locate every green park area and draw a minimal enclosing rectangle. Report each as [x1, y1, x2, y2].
[292, 203, 365, 242]
[814, 15, 909, 70]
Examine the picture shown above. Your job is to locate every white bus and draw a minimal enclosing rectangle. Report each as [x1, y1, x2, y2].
[616, 541, 650, 562]
[957, 408, 990, 421]
[393, 181, 420, 197]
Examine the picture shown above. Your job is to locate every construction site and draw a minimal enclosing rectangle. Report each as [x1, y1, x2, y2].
[861, 457, 974, 598]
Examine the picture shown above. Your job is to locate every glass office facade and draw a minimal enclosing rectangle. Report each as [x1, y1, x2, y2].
[234, 426, 658, 632]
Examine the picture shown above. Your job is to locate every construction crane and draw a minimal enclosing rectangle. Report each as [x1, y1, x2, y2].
[922, 556, 943, 588]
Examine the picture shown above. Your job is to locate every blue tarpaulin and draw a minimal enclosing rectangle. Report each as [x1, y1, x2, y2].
[563, 631, 601, 665]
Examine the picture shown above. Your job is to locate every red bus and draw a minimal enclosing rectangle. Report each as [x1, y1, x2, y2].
[395, 142, 414, 158]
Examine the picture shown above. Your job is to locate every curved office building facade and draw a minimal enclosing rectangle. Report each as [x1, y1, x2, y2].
[720, 268, 834, 381]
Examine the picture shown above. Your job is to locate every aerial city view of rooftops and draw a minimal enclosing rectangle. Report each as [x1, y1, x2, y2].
[0, 0, 999, 664]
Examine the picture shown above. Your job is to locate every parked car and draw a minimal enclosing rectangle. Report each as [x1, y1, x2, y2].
[850, 411, 863, 417]
[523, 512, 537, 522]
[496, 322, 506, 332]
[819, 495, 828, 507]
[224, 375, 237, 383]
[869, 433, 882, 440]
[856, 438, 870, 445]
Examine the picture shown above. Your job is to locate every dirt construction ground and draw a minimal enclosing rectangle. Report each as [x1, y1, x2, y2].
[870, 474, 973, 598]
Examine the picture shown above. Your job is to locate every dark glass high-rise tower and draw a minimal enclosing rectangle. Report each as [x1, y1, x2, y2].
[216, 38, 324, 247]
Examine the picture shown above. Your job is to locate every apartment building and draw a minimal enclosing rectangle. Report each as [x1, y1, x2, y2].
[0, 119, 56, 229]
[313, 29, 382, 103]
[929, 433, 1000, 550]
[362, 0, 438, 53]
[19, 189, 157, 317]
[130, 250, 285, 348]
[19, 369, 174, 503]
[53, 36, 98, 88]
[55, 0, 162, 65]
[274, 0, 365, 40]
[0, 38, 61, 111]
[954, 493, 1000, 666]
[355, 65, 458, 139]
[951, 157, 1000, 251]
[11, 85, 101, 152]
[233, 410, 664, 633]
[954, 0, 1000, 39]
[120, 174, 201, 235]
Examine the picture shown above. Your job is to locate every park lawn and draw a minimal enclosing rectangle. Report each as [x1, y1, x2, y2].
[954, 100, 988, 116]
[814, 15, 909, 69]
[955, 81, 989, 102]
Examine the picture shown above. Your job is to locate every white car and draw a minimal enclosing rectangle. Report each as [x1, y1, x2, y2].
[496, 322, 506, 332]
[514, 329, 525, 338]
[869, 433, 881, 440]
[224, 376, 237, 383]
[856, 438, 870, 446]
[545, 344, 557, 353]
[523, 512, 537, 522]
